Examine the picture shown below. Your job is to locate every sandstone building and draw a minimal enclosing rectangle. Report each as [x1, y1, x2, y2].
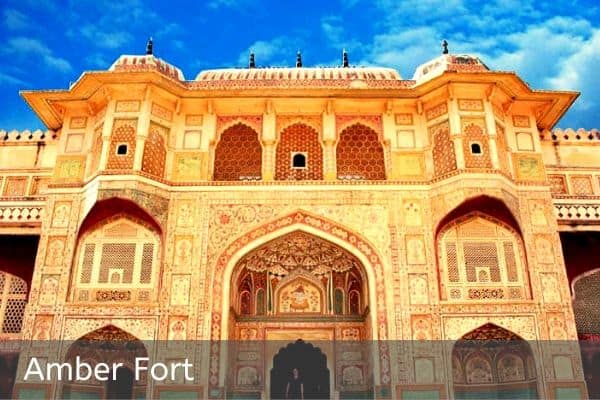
[0, 44, 598, 399]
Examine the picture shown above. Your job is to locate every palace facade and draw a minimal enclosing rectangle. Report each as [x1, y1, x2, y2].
[0, 46, 598, 399]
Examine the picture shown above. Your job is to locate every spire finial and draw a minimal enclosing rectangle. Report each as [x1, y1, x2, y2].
[442, 39, 448, 55]
[146, 37, 153, 55]
[342, 48, 349, 67]
[249, 51, 256, 68]
[296, 50, 302, 68]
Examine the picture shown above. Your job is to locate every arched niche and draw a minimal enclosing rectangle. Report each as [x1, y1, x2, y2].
[61, 325, 148, 399]
[213, 122, 262, 181]
[70, 198, 163, 303]
[336, 123, 386, 181]
[435, 196, 530, 302]
[230, 230, 368, 319]
[452, 323, 538, 399]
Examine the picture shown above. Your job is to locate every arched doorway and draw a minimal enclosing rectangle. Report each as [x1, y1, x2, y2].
[270, 340, 329, 399]
[452, 323, 538, 399]
[225, 229, 373, 398]
[61, 325, 147, 400]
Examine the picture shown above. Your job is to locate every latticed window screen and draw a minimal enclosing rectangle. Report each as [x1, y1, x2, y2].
[440, 216, 525, 292]
[0, 271, 28, 334]
[77, 219, 159, 288]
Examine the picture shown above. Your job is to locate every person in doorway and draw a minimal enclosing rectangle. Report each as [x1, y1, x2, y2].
[285, 367, 304, 400]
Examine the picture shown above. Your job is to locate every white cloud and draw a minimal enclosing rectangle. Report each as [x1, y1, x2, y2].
[84, 53, 110, 69]
[321, 16, 345, 47]
[237, 37, 300, 67]
[79, 25, 133, 49]
[547, 29, 600, 128]
[4, 9, 27, 30]
[0, 72, 29, 86]
[5, 37, 73, 73]
[207, 0, 248, 9]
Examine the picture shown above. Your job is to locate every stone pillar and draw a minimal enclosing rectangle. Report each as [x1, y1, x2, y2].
[262, 140, 276, 181]
[322, 110, 337, 180]
[203, 112, 216, 180]
[134, 98, 151, 171]
[448, 98, 465, 169]
[382, 112, 395, 178]
[262, 110, 276, 181]
[484, 100, 500, 169]
[98, 99, 116, 170]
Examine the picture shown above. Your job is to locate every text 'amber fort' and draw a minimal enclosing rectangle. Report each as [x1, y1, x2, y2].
[0, 39, 599, 399]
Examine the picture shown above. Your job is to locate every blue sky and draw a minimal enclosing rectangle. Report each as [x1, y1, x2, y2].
[1, 0, 598, 130]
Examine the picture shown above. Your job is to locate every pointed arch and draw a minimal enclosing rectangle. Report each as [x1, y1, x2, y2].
[62, 325, 147, 399]
[336, 123, 386, 180]
[208, 210, 390, 389]
[452, 324, 538, 399]
[71, 198, 163, 303]
[77, 197, 163, 241]
[435, 195, 522, 239]
[435, 196, 530, 301]
[213, 122, 262, 181]
[275, 122, 323, 180]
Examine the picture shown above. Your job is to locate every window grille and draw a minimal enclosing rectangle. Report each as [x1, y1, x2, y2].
[0, 272, 28, 333]
[75, 219, 159, 299]
[440, 215, 526, 300]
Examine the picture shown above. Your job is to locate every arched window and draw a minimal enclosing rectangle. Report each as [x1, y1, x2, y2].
[72, 217, 160, 302]
[0, 271, 27, 334]
[214, 123, 262, 181]
[275, 123, 322, 180]
[438, 213, 528, 301]
[336, 123, 385, 180]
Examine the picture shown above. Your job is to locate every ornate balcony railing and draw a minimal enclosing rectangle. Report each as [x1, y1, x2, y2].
[0, 201, 45, 224]
[554, 199, 600, 223]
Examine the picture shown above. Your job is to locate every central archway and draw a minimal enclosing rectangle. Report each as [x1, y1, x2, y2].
[271, 340, 329, 400]
[210, 211, 391, 397]
[230, 230, 368, 320]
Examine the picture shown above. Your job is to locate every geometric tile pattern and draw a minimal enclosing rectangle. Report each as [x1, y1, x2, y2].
[107, 119, 137, 170]
[275, 123, 323, 180]
[214, 123, 262, 181]
[142, 123, 167, 178]
[462, 121, 491, 169]
[431, 121, 457, 177]
[336, 124, 386, 180]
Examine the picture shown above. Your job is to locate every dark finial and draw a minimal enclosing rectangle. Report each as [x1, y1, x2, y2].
[146, 37, 153, 55]
[249, 51, 256, 68]
[342, 48, 349, 67]
[296, 50, 302, 68]
[442, 39, 448, 55]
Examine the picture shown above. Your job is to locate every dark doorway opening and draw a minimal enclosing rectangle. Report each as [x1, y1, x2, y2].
[106, 367, 134, 399]
[0, 354, 18, 399]
[271, 340, 329, 400]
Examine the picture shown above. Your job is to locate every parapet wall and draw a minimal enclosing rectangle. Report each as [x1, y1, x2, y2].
[541, 128, 600, 168]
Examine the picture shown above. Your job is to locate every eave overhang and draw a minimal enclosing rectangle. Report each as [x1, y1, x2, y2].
[20, 69, 579, 131]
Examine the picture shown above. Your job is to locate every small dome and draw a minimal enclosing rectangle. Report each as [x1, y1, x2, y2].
[195, 66, 402, 81]
[109, 55, 185, 81]
[413, 54, 489, 84]
[190, 66, 408, 90]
